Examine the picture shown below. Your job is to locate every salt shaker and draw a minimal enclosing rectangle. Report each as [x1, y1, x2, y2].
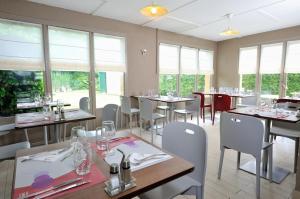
[109, 163, 120, 190]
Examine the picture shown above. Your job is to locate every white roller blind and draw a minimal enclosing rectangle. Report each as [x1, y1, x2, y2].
[238, 46, 258, 74]
[49, 27, 90, 72]
[260, 43, 283, 74]
[159, 43, 179, 74]
[180, 47, 198, 74]
[0, 19, 44, 71]
[285, 40, 300, 73]
[94, 34, 126, 72]
[199, 50, 214, 75]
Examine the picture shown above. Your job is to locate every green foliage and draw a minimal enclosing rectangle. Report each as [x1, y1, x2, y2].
[241, 74, 256, 91]
[197, 75, 205, 92]
[286, 73, 300, 97]
[159, 74, 177, 95]
[261, 74, 280, 95]
[51, 71, 89, 91]
[0, 71, 44, 116]
[180, 75, 195, 97]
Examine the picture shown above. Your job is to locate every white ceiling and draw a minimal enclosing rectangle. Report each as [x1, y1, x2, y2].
[28, 0, 300, 41]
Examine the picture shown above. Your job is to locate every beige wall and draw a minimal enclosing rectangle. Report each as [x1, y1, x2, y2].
[216, 25, 300, 88]
[0, 0, 217, 144]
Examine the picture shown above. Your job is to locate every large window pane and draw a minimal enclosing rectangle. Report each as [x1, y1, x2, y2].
[95, 71, 124, 108]
[0, 19, 44, 116]
[180, 75, 195, 97]
[286, 74, 300, 97]
[94, 34, 126, 108]
[261, 74, 280, 99]
[49, 27, 90, 109]
[159, 74, 177, 96]
[197, 75, 211, 92]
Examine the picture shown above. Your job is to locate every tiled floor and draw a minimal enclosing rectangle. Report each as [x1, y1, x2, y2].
[131, 114, 296, 199]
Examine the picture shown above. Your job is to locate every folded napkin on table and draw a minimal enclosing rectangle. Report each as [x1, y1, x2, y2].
[20, 147, 73, 162]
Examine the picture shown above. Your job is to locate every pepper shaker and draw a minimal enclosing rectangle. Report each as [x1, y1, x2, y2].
[109, 163, 120, 190]
[121, 159, 131, 185]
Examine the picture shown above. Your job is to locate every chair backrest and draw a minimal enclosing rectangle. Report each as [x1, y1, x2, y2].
[241, 96, 257, 106]
[102, 104, 119, 129]
[121, 96, 132, 114]
[79, 97, 90, 112]
[138, 97, 153, 121]
[213, 94, 231, 112]
[162, 122, 207, 185]
[186, 96, 200, 112]
[0, 124, 15, 136]
[273, 102, 300, 130]
[220, 112, 264, 157]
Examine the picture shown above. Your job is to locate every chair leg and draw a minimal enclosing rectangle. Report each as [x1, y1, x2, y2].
[63, 123, 67, 141]
[184, 113, 187, 122]
[129, 114, 132, 132]
[200, 108, 203, 119]
[139, 119, 142, 136]
[268, 146, 273, 182]
[294, 138, 299, 173]
[212, 111, 216, 125]
[256, 157, 261, 199]
[150, 120, 154, 144]
[203, 108, 205, 123]
[237, 151, 241, 169]
[121, 113, 123, 129]
[195, 185, 204, 199]
[197, 113, 199, 125]
[24, 129, 29, 142]
[43, 126, 48, 145]
[218, 147, 225, 179]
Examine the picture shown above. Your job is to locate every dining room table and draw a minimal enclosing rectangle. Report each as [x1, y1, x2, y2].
[228, 106, 300, 184]
[17, 102, 71, 112]
[133, 95, 195, 122]
[12, 132, 194, 199]
[15, 109, 96, 145]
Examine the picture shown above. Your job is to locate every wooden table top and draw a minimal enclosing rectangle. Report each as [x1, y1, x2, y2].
[133, 96, 194, 103]
[17, 102, 71, 110]
[193, 92, 254, 98]
[14, 136, 194, 199]
[15, 109, 96, 129]
[229, 106, 300, 123]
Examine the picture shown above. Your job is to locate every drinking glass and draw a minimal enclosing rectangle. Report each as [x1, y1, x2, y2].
[96, 127, 107, 151]
[71, 126, 86, 144]
[73, 141, 92, 176]
[42, 105, 51, 120]
[102, 121, 116, 156]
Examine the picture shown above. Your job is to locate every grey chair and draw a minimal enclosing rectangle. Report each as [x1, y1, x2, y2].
[139, 122, 207, 199]
[139, 97, 166, 143]
[121, 96, 139, 132]
[270, 102, 300, 173]
[102, 104, 119, 130]
[237, 95, 257, 107]
[0, 124, 30, 159]
[157, 103, 169, 121]
[218, 112, 273, 198]
[174, 96, 200, 125]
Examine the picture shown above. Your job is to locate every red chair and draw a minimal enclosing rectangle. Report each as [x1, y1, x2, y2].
[212, 94, 231, 125]
[194, 92, 212, 123]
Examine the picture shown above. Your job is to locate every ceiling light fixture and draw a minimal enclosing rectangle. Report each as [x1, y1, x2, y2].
[220, 13, 240, 36]
[140, 2, 168, 17]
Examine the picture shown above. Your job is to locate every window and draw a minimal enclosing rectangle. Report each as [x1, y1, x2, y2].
[285, 40, 300, 97]
[238, 46, 258, 92]
[49, 27, 90, 109]
[198, 50, 214, 91]
[260, 43, 283, 99]
[94, 34, 125, 108]
[0, 19, 44, 115]
[159, 43, 179, 95]
[180, 47, 197, 96]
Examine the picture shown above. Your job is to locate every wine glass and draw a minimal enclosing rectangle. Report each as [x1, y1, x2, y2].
[71, 126, 86, 145]
[96, 127, 107, 151]
[43, 105, 50, 120]
[102, 121, 116, 156]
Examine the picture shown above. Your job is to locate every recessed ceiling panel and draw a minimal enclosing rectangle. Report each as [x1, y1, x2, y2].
[29, 0, 104, 14]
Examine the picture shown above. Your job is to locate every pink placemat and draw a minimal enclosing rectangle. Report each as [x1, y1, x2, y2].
[13, 164, 106, 199]
[91, 136, 137, 158]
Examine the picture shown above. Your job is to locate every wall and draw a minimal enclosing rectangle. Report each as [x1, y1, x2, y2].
[0, 0, 217, 145]
[216, 25, 300, 88]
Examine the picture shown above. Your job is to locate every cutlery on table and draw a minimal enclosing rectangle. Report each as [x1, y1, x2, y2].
[21, 147, 70, 163]
[131, 153, 168, 166]
[109, 136, 131, 142]
[33, 180, 89, 199]
[23, 177, 82, 198]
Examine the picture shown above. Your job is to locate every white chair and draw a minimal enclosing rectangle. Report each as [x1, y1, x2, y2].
[139, 122, 207, 199]
[121, 96, 139, 131]
[0, 124, 30, 159]
[174, 96, 200, 125]
[270, 102, 300, 173]
[139, 97, 166, 143]
[218, 112, 272, 198]
[157, 103, 169, 121]
[102, 104, 119, 130]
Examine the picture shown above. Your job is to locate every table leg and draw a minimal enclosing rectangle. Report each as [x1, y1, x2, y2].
[24, 129, 29, 142]
[55, 124, 60, 143]
[43, 126, 48, 145]
[262, 119, 271, 171]
[167, 102, 175, 122]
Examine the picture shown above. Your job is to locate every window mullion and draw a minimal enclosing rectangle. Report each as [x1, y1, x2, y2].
[42, 24, 52, 97]
[280, 41, 287, 97]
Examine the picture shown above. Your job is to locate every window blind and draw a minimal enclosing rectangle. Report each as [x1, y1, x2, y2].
[285, 40, 300, 73]
[260, 43, 283, 74]
[238, 46, 258, 74]
[94, 34, 126, 72]
[49, 26, 90, 72]
[0, 19, 44, 71]
[159, 43, 180, 74]
[199, 50, 214, 75]
[180, 47, 198, 74]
